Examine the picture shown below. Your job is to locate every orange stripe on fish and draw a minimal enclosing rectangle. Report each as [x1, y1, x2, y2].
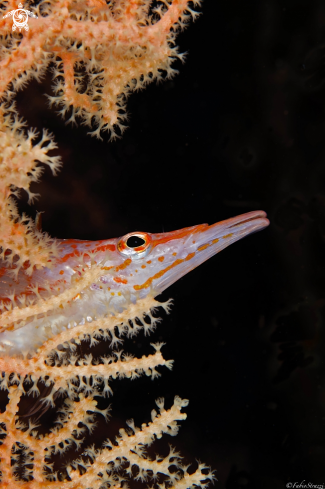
[133, 252, 196, 291]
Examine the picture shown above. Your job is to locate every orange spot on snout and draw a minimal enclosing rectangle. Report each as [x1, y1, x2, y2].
[186, 253, 195, 261]
[197, 243, 209, 252]
[198, 238, 219, 252]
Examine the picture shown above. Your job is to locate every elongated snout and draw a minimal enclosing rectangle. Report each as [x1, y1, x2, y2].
[150, 211, 269, 295]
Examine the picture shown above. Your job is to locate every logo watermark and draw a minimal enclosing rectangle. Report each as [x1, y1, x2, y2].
[3, 3, 37, 32]
[286, 482, 325, 489]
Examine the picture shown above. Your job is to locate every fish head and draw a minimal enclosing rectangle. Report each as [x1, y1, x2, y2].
[52, 210, 269, 305]
[0, 210, 269, 354]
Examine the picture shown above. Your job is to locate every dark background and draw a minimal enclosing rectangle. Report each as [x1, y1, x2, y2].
[13, 0, 325, 486]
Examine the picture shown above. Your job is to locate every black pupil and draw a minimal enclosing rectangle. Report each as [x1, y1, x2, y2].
[126, 236, 146, 248]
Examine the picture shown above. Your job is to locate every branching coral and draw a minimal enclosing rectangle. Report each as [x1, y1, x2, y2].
[0, 296, 215, 487]
[0, 0, 200, 273]
[1, 383, 213, 489]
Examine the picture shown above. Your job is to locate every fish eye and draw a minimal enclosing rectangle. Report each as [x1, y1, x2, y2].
[126, 235, 145, 248]
[117, 232, 152, 259]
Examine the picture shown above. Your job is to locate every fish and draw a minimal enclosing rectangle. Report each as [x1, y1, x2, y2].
[0, 210, 269, 356]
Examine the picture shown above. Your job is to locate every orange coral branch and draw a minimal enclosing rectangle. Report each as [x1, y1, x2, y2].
[0, 0, 200, 274]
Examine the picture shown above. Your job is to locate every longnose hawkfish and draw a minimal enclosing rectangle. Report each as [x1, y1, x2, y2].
[0, 210, 269, 358]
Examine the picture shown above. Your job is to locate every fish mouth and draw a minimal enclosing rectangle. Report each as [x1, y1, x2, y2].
[194, 210, 269, 257]
[152, 211, 269, 295]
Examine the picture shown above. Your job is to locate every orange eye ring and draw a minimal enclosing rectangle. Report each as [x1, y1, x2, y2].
[117, 232, 152, 259]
